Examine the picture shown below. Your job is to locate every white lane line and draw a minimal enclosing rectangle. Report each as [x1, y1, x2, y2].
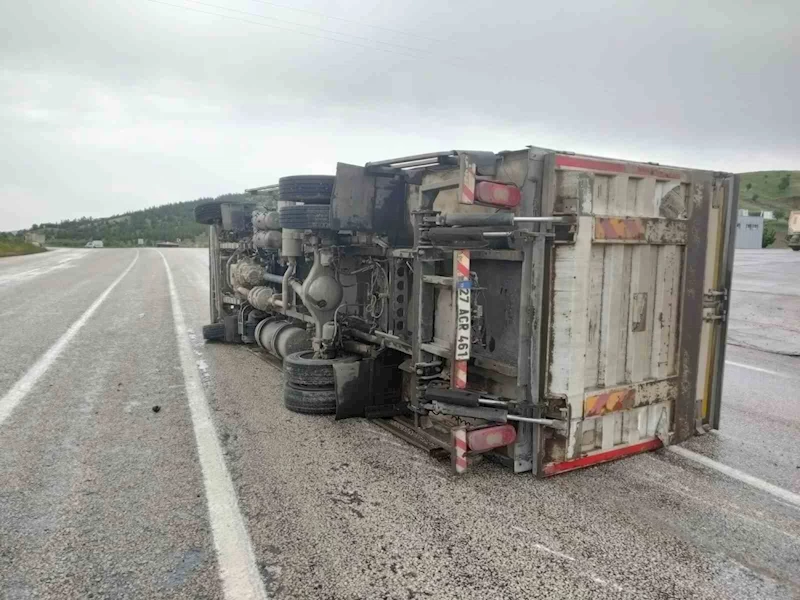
[0, 252, 139, 427]
[158, 251, 268, 600]
[667, 445, 800, 510]
[725, 360, 780, 376]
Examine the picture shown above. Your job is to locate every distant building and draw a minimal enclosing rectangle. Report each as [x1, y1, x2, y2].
[739, 209, 775, 220]
[736, 215, 763, 249]
[25, 232, 46, 246]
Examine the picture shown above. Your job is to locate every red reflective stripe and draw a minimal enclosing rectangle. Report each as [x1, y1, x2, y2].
[462, 185, 474, 201]
[454, 361, 467, 389]
[555, 155, 682, 180]
[542, 438, 663, 476]
[453, 427, 468, 473]
[457, 250, 470, 278]
[556, 155, 626, 173]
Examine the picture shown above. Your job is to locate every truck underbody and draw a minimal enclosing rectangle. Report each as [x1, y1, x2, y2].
[197, 147, 739, 476]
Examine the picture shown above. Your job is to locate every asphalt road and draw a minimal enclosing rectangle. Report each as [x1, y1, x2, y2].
[0, 247, 798, 600]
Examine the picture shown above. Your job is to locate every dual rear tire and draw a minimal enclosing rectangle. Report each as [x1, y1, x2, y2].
[278, 175, 335, 204]
[282, 351, 357, 415]
[278, 175, 334, 231]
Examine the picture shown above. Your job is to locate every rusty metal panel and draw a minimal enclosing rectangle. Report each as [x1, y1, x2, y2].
[593, 217, 687, 244]
[541, 153, 706, 471]
[584, 387, 635, 417]
[674, 178, 712, 442]
[594, 217, 645, 241]
[583, 378, 678, 417]
[583, 246, 605, 388]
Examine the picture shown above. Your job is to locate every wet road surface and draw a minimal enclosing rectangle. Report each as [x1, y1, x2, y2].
[0, 247, 798, 600]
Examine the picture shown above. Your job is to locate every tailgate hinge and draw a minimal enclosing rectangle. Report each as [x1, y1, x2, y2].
[703, 288, 728, 322]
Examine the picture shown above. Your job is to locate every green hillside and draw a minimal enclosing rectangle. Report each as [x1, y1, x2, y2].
[737, 171, 800, 248]
[27, 193, 254, 247]
[738, 171, 800, 213]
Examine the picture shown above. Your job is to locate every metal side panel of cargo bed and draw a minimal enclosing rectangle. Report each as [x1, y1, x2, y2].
[536, 152, 738, 476]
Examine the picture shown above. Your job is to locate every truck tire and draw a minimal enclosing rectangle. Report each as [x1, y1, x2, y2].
[793, 247, 800, 252]
[283, 351, 358, 387]
[284, 382, 337, 415]
[279, 205, 331, 230]
[195, 201, 223, 225]
[279, 175, 335, 204]
[202, 323, 225, 341]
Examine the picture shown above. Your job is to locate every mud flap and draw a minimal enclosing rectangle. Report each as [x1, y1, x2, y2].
[223, 314, 240, 344]
[334, 355, 409, 419]
[333, 359, 372, 420]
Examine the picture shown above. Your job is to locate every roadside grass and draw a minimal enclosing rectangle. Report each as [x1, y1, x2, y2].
[0, 239, 47, 258]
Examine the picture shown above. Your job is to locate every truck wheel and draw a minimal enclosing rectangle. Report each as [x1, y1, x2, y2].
[279, 175, 335, 204]
[283, 351, 358, 387]
[793, 247, 800, 252]
[278, 205, 331, 230]
[194, 201, 223, 225]
[284, 382, 337, 415]
[202, 323, 225, 341]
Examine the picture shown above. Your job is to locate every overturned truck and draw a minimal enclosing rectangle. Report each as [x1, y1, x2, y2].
[195, 147, 739, 476]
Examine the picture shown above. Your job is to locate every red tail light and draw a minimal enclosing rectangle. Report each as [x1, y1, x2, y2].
[475, 181, 521, 208]
[467, 424, 516, 453]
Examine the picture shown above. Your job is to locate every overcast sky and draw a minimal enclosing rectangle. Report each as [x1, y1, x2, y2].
[1, 0, 798, 230]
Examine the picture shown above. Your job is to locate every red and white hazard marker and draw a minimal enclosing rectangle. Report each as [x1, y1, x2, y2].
[452, 427, 468, 474]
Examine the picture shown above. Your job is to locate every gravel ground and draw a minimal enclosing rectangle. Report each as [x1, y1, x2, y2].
[0, 247, 798, 599]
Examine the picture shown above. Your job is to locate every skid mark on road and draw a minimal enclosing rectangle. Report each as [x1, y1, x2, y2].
[510, 526, 575, 561]
[0, 250, 88, 287]
[159, 251, 268, 600]
[667, 445, 800, 509]
[0, 252, 139, 427]
[509, 525, 630, 593]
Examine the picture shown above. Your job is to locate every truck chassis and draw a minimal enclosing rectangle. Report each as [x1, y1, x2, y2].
[196, 147, 739, 476]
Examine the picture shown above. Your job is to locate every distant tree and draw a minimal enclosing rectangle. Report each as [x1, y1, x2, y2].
[752, 193, 759, 202]
[762, 224, 776, 248]
[778, 174, 791, 192]
[745, 182, 752, 190]
[773, 209, 787, 220]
